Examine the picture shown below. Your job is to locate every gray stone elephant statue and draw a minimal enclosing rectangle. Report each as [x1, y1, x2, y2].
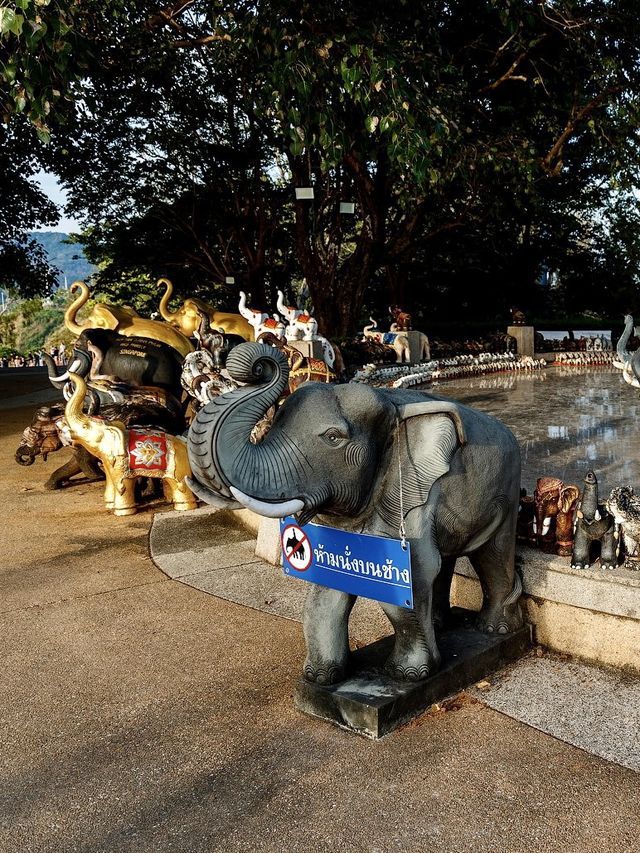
[187, 342, 523, 684]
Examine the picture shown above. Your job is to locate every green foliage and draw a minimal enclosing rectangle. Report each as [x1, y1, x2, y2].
[0, 0, 96, 138]
[3, 1, 640, 331]
[0, 119, 59, 295]
[0, 288, 72, 353]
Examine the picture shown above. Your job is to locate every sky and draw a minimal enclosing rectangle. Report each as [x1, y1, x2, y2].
[33, 171, 83, 233]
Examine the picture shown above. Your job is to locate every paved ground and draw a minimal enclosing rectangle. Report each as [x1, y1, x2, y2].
[1, 371, 639, 853]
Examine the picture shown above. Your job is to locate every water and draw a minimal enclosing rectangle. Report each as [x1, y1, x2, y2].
[431, 366, 639, 495]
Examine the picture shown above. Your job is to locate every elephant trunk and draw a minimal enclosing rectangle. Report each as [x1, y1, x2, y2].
[64, 281, 91, 336]
[157, 278, 177, 323]
[617, 314, 635, 366]
[188, 343, 309, 515]
[580, 471, 600, 521]
[43, 350, 91, 388]
[64, 373, 104, 442]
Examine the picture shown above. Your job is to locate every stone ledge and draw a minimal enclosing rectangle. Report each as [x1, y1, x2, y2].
[455, 549, 640, 621]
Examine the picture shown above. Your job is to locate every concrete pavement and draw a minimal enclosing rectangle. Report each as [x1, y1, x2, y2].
[1, 375, 638, 852]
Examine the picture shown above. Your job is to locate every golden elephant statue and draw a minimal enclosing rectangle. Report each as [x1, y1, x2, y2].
[65, 281, 194, 358]
[157, 278, 253, 340]
[64, 373, 197, 516]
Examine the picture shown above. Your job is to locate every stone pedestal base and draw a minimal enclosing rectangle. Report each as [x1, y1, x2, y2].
[290, 340, 324, 360]
[255, 517, 282, 564]
[295, 610, 531, 739]
[508, 325, 535, 357]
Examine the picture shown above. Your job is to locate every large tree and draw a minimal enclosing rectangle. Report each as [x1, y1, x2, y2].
[0, 121, 58, 295]
[4, 1, 640, 329]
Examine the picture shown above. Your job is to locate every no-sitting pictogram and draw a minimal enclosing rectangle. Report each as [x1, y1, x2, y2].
[281, 523, 312, 571]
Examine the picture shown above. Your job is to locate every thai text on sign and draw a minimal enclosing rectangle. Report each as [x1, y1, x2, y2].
[280, 517, 413, 609]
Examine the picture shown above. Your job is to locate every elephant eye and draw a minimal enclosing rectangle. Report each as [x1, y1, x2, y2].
[320, 427, 348, 447]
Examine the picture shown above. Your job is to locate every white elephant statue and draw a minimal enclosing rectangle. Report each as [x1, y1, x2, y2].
[238, 292, 286, 341]
[363, 318, 410, 363]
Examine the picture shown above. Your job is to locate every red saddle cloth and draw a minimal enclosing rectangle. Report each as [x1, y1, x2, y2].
[127, 429, 168, 472]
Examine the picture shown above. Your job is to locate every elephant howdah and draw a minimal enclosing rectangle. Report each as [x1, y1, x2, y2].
[187, 342, 524, 685]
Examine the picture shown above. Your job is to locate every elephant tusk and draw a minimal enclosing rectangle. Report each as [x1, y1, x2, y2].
[50, 357, 84, 386]
[229, 486, 305, 518]
[185, 477, 241, 509]
[542, 517, 552, 536]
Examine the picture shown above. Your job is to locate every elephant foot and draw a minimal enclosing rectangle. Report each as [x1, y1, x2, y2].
[303, 659, 346, 685]
[384, 646, 440, 683]
[477, 573, 524, 635]
[571, 562, 589, 570]
[476, 603, 523, 635]
[114, 506, 138, 516]
[44, 479, 62, 491]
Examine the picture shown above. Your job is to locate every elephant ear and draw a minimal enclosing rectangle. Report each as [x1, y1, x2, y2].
[372, 401, 465, 538]
[94, 307, 119, 330]
[559, 484, 580, 513]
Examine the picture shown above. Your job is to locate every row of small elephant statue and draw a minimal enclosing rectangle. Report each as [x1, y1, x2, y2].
[518, 471, 639, 571]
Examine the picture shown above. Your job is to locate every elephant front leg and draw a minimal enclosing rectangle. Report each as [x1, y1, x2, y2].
[380, 594, 441, 681]
[112, 475, 138, 516]
[571, 525, 591, 569]
[302, 585, 355, 685]
[381, 534, 442, 681]
[600, 528, 617, 570]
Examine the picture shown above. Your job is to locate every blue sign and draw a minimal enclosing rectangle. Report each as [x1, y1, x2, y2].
[280, 517, 413, 609]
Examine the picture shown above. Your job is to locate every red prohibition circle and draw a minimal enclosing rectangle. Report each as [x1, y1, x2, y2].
[281, 524, 312, 571]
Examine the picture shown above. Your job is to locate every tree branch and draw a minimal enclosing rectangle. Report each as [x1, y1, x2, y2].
[478, 36, 547, 93]
[541, 88, 621, 176]
[170, 33, 232, 48]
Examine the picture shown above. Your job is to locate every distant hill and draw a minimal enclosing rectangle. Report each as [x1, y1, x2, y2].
[30, 231, 96, 288]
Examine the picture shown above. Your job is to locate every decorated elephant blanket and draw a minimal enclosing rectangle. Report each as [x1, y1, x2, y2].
[127, 429, 168, 473]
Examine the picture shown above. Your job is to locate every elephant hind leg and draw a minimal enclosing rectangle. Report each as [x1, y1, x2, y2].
[470, 527, 523, 635]
[432, 556, 456, 630]
[163, 478, 198, 511]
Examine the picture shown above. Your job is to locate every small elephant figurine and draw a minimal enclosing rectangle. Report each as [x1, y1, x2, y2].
[516, 489, 536, 546]
[533, 476, 580, 556]
[571, 471, 617, 569]
[64, 373, 197, 516]
[238, 291, 286, 341]
[606, 486, 640, 569]
[157, 277, 253, 340]
[363, 318, 410, 363]
[187, 342, 524, 685]
[389, 305, 412, 331]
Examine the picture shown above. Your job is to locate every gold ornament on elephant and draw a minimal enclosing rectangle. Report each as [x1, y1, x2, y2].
[63, 372, 197, 516]
[157, 278, 253, 341]
[65, 281, 194, 357]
